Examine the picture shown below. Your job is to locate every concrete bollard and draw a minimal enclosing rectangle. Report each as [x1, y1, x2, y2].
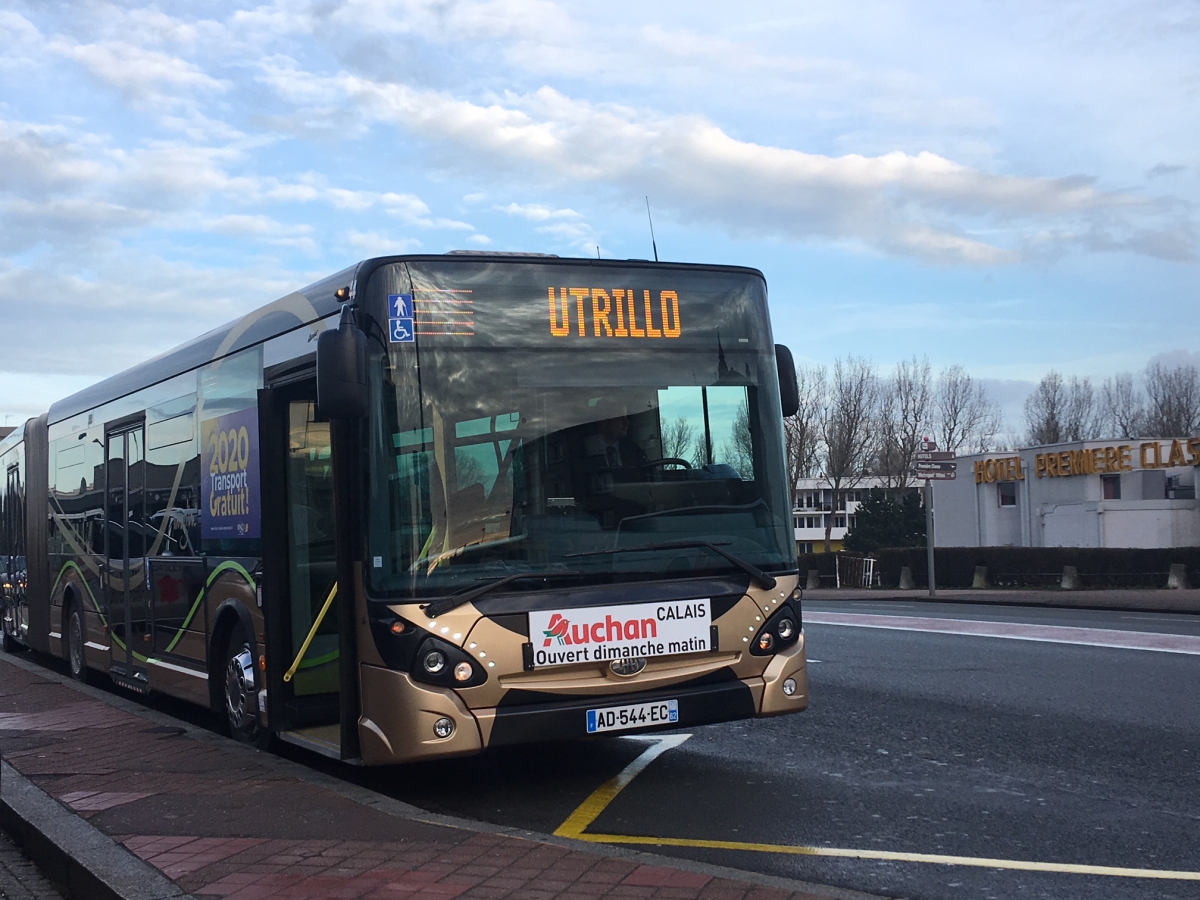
[1061, 565, 1080, 591]
[899, 566, 915, 590]
[972, 566, 988, 589]
[1167, 563, 1189, 590]
[806, 569, 821, 590]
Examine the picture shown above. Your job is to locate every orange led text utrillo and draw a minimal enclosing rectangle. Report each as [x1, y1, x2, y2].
[548, 288, 682, 339]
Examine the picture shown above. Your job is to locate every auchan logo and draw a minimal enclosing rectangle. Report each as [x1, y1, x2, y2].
[542, 612, 658, 648]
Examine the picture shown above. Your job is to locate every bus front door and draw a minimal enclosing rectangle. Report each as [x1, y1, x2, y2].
[105, 422, 150, 689]
[260, 383, 341, 756]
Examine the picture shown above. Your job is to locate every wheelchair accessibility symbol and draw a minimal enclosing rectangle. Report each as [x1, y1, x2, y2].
[389, 318, 414, 343]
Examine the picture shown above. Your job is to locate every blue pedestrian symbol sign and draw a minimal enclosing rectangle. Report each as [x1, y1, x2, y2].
[388, 294, 414, 343]
[389, 294, 413, 318]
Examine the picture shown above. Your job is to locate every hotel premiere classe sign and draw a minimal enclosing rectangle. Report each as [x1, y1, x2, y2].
[974, 439, 1200, 483]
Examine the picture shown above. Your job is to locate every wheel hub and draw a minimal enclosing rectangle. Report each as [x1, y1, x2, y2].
[225, 646, 256, 730]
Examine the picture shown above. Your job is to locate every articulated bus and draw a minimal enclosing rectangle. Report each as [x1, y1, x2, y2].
[0, 253, 807, 763]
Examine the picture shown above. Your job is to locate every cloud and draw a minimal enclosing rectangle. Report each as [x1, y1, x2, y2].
[1148, 163, 1188, 179]
[1146, 349, 1200, 371]
[0, 12, 42, 71]
[0, 252, 295, 378]
[0, 114, 475, 253]
[499, 202, 583, 222]
[535, 221, 600, 253]
[206, 214, 317, 253]
[50, 40, 228, 112]
[264, 71, 1186, 265]
[345, 230, 422, 256]
[497, 200, 598, 250]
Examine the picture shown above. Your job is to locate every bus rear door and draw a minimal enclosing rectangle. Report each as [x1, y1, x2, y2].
[105, 421, 151, 690]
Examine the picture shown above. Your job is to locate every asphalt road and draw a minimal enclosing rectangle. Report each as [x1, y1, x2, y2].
[31, 599, 1200, 900]
[332, 599, 1200, 900]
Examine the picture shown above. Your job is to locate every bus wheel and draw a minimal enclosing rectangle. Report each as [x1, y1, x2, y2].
[223, 626, 269, 749]
[67, 604, 90, 683]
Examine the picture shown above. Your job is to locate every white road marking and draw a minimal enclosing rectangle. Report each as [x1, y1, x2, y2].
[804, 612, 1200, 655]
[556, 734, 691, 837]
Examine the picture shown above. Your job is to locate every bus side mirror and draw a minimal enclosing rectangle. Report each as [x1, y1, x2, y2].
[317, 305, 368, 419]
[775, 344, 799, 418]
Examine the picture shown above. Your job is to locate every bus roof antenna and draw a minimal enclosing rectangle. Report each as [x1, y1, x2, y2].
[645, 196, 659, 262]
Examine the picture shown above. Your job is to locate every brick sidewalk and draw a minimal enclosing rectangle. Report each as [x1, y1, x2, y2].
[0, 656, 844, 900]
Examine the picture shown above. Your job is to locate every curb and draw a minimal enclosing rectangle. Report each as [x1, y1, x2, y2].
[0, 650, 891, 900]
[0, 760, 193, 900]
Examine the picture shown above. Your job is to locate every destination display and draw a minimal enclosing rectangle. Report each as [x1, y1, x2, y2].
[529, 600, 712, 668]
[548, 288, 682, 340]
[377, 261, 772, 350]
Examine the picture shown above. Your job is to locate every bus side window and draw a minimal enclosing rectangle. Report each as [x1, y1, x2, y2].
[145, 413, 200, 558]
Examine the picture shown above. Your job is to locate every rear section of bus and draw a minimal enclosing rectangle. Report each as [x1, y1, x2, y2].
[348, 257, 806, 763]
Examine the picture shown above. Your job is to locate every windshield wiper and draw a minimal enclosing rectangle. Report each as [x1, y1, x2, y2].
[423, 570, 584, 618]
[565, 540, 777, 590]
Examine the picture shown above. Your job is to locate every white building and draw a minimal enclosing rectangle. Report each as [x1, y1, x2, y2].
[793, 476, 902, 553]
[933, 438, 1200, 548]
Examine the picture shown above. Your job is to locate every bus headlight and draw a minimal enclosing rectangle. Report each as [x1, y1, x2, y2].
[750, 601, 802, 657]
[783, 677, 797, 696]
[411, 637, 487, 688]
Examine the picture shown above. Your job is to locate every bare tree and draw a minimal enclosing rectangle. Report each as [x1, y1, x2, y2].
[661, 416, 697, 461]
[1025, 372, 1066, 445]
[1063, 376, 1100, 441]
[1025, 371, 1100, 444]
[1144, 362, 1200, 436]
[1100, 373, 1146, 438]
[819, 357, 878, 552]
[720, 399, 754, 477]
[875, 357, 932, 488]
[784, 364, 825, 491]
[933, 365, 1001, 453]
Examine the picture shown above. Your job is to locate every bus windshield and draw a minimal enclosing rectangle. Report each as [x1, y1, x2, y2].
[365, 260, 796, 598]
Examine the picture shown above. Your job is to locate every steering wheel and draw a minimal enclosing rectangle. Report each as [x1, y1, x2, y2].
[641, 458, 693, 470]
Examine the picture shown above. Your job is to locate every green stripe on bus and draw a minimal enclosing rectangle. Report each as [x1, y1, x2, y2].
[53, 558, 259, 662]
[298, 649, 339, 669]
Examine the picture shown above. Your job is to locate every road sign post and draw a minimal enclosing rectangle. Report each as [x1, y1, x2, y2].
[925, 479, 936, 598]
[912, 440, 954, 598]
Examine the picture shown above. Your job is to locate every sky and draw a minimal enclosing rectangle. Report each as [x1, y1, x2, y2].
[1, 0, 1197, 430]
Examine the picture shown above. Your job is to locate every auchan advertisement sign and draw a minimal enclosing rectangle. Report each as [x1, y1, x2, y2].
[528, 600, 711, 668]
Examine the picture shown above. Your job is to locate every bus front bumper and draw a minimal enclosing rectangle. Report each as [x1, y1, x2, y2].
[357, 637, 808, 764]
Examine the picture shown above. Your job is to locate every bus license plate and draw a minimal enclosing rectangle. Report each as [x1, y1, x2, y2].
[586, 699, 679, 734]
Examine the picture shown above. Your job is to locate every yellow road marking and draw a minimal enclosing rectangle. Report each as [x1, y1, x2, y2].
[553, 734, 1200, 882]
[555, 734, 691, 838]
[569, 833, 1200, 881]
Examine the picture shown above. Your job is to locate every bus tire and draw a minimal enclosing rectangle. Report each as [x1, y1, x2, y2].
[223, 625, 269, 750]
[66, 602, 90, 683]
